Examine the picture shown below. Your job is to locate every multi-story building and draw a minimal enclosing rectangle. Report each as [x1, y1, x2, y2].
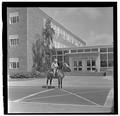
[7, 8, 86, 75]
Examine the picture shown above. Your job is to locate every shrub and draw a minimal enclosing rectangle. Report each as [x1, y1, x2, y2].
[10, 71, 46, 79]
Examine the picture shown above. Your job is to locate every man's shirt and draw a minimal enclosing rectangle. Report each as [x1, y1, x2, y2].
[51, 62, 58, 69]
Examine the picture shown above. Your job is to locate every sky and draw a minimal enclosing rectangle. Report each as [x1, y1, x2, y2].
[41, 7, 113, 46]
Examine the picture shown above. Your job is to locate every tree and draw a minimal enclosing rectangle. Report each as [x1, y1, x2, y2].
[32, 18, 55, 72]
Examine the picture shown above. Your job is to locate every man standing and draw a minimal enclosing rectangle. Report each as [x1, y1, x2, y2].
[51, 58, 59, 77]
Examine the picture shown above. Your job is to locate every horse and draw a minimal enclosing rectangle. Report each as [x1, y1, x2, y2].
[46, 63, 71, 89]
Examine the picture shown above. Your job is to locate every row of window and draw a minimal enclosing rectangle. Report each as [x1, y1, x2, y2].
[73, 60, 96, 67]
[100, 53, 113, 67]
[9, 35, 19, 46]
[9, 12, 19, 24]
[53, 48, 113, 56]
[70, 48, 113, 53]
[54, 41, 67, 48]
[9, 58, 19, 69]
[43, 18, 84, 47]
[73, 60, 96, 72]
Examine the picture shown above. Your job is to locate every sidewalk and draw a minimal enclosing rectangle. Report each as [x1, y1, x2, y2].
[8, 76, 113, 88]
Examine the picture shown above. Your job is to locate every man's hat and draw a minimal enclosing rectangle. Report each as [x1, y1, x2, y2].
[54, 59, 58, 62]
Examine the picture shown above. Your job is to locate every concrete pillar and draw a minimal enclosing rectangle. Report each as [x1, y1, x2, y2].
[82, 59, 86, 71]
[96, 54, 100, 72]
[69, 57, 73, 71]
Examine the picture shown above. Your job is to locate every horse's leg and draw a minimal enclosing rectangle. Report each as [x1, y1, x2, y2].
[58, 78, 60, 89]
[50, 77, 52, 87]
[46, 78, 48, 86]
[61, 78, 63, 89]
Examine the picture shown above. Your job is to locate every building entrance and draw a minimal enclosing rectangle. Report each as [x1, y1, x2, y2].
[73, 59, 97, 72]
[86, 59, 96, 72]
[73, 60, 83, 71]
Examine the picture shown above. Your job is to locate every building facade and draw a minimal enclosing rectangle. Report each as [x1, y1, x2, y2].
[53, 45, 113, 73]
[7, 8, 86, 75]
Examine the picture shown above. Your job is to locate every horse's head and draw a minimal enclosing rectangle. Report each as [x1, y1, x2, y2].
[61, 63, 71, 72]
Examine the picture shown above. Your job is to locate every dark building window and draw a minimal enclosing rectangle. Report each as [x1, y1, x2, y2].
[100, 60, 107, 67]
[57, 56, 62, 62]
[108, 53, 113, 67]
[87, 60, 90, 66]
[87, 68, 91, 71]
[57, 50, 62, 55]
[108, 53, 113, 60]
[92, 68, 96, 71]
[78, 68, 82, 71]
[91, 48, 98, 52]
[74, 68, 77, 71]
[74, 61, 77, 67]
[78, 61, 82, 66]
[10, 39, 19, 46]
[10, 62, 19, 69]
[64, 50, 69, 54]
[100, 54, 107, 67]
[9, 35, 19, 46]
[92, 60, 96, 66]
[100, 54, 107, 60]
[78, 49, 83, 52]
[71, 49, 76, 53]
[108, 48, 113, 52]
[85, 49, 90, 52]
[108, 60, 113, 67]
[9, 12, 19, 24]
[100, 48, 107, 52]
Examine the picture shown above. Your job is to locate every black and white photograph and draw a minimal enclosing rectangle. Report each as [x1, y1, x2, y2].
[3, 2, 118, 114]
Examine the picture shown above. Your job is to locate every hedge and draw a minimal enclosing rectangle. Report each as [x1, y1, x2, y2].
[10, 71, 46, 79]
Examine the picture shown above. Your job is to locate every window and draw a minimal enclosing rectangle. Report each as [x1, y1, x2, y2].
[78, 68, 82, 71]
[87, 60, 90, 66]
[74, 68, 77, 71]
[9, 35, 19, 46]
[92, 60, 96, 66]
[74, 61, 77, 67]
[108, 48, 113, 52]
[57, 50, 62, 55]
[85, 49, 90, 52]
[91, 48, 98, 52]
[71, 49, 76, 53]
[9, 12, 19, 24]
[87, 68, 91, 71]
[108, 53, 113, 60]
[57, 56, 62, 62]
[100, 60, 107, 67]
[108, 53, 113, 67]
[100, 48, 107, 52]
[78, 49, 83, 52]
[108, 60, 113, 67]
[78, 61, 82, 66]
[100, 53, 107, 67]
[100, 54, 107, 60]
[9, 58, 19, 69]
[64, 50, 69, 54]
